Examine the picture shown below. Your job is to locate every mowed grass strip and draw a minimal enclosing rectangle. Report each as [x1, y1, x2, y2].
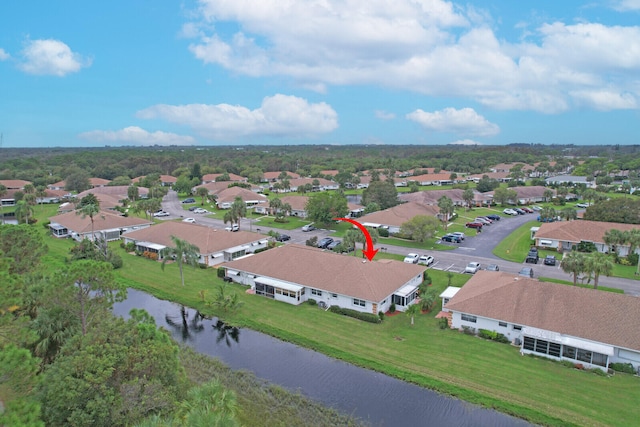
[492, 220, 539, 262]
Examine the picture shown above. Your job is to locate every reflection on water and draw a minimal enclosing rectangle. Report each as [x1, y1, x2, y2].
[213, 319, 240, 347]
[114, 289, 531, 427]
[164, 306, 206, 342]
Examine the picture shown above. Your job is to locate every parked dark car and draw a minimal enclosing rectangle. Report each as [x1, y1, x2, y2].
[465, 222, 483, 229]
[544, 255, 557, 266]
[525, 247, 539, 264]
[441, 234, 461, 243]
[188, 206, 199, 211]
[327, 240, 342, 250]
[514, 208, 526, 215]
[317, 237, 334, 249]
[521, 207, 534, 213]
[181, 198, 196, 204]
[275, 234, 291, 242]
[485, 214, 501, 221]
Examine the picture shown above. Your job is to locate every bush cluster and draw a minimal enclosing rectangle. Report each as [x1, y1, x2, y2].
[307, 298, 317, 306]
[377, 228, 389, 237]
[142, 251, 158, 261]
[254, 246, 271, 254]
[610, 362, 636, 374]
[217, 268, 226, 278]
[328, 305, 381, 324]
[478, 329, 510, 344]
[461, 326, 476, 335]
[438, 317, 449, 329]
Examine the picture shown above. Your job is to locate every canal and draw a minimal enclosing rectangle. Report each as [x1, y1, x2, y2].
[114, 289, 532, 427]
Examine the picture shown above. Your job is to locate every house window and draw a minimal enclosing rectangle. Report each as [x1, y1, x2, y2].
[331, 293, 338, 298]
[353, 298, 366, 307]
[498, 321, 507, 327]
[461, 313, 477, 323]
[311, 289, 322, 296]
[513, 325, 522, 331]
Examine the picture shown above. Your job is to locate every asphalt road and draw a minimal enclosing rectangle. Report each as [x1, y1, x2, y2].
[160, 191, 640, 296]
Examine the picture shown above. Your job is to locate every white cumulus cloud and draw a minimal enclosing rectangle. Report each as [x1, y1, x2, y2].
[79, 126, 195, 146]
[0, 48, 9, 61]
[184, 0, 640, 113]
[406, 107, 500, 137]
[611, 0, 640, 11]
[137, 94, 338, 139]
[449, 139, 482, 145]
[19, 39, 90, 76]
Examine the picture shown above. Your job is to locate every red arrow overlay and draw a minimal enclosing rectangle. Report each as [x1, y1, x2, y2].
[333, 217, 379, 261]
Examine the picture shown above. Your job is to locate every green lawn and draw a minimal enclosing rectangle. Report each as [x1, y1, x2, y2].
[492, 221, 540, 262]
[29, 205, 640, 426]
[253, 215, 310, 230]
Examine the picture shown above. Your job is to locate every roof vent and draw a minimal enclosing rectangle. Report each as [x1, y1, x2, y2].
[362, 260, 367, 263]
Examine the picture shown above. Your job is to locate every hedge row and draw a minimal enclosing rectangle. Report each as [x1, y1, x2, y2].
[328, 305, 381, 324]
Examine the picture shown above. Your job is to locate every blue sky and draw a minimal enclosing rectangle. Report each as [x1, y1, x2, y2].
[1, 0, 639, 147]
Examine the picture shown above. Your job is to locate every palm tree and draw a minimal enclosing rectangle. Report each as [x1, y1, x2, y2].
[160, 235, 200, 287]
[560, 251, 586, 286]
[437, 196, 455, 231]
[623, 229, 640, 275]
[539, 207, 557, 222]
[14, 200, 34, 224]
[603, 229, 627, 256]
[196, 186, 209, 206]
[560, 207, 577, 221]
[226, 196, 247, 229]
[543, 189, 554, 202]
[584, 252, 614, 290]
[268, 197, 282, 216]
[343, 227, 379, 257]
[35, 186, 47, 205]
[405, 303, 421, 326]
[77, 202, 100, 241]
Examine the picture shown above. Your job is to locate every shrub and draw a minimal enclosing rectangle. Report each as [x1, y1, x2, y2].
[610, 362, 635, 374]
[305, 236, 318, 247]
[588, 367, 608, 377]
[389, 303, 396, 313]
[328, 306, 381, 324]
[254, 246, 272, 254]
[494, 333, 510, 344]
[125, 242, 136, 252]
[377, 228, 389, 237]
[378, 311, 385, 321]
[461, 326, 476, 335]
[438, 317, 449, 329]
[107, 252, 123, 269]
[42, 220, 51, 229]
[217, 268, 226, 278]
[627, 253, 638, 267]
[478, 329, 497, 340]
[142, 251, 158, 261]
[307, 298, 317, 306]
[198, 263, 208, 269]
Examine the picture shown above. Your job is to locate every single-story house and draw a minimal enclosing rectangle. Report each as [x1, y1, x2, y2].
[407, 173, 457, 186]
[48, 180, 67, 191]
[442, 271, 640, 372]
[490, 163, 533, 174]
[534, 220, 640, 255]
[261, 171, 301, 182]
[284, 178, 339, 192]
[202, 173, 247, 184]
[356, 175, 407, 189]
[49, 209, 152, 241]
[36, 189, 68, 204]
[77, 185, 149, 201]
[545, 175, 595, 188]
[0, 179, 32, 190]
[466, 172, 512, 183]
[254, 195, 310, 217]
[221, 244, 426, 313]
[89, 177, 111, 188]
[132, 175, 177, 187]
[487, 186, 553, 205]
[215, 186, 268, 209]
[359, 202, 440, 234]
[347, 203, 365, 218]
[399, 189, 492, 207]
[121, 221, 268, 266]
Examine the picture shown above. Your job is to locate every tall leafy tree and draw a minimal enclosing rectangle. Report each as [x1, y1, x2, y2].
[560, 207, 577, 221]
[0, 224, 48, 274]
[35, 185, 47, 205]
[223, 197, 247, 229]
[539, 207, 557, 222]
[65, 170, 91, 193]
[583, 252, 613, 290]
[48, 260, 125, 335]
[400, 215, 440, 243]
[560, 251, 586, 286]
[160, 236, 201, 287]
[342, 227, 378, 256]
[0, 184, 6, 221]
[622, 229, 640, 275]
[362, 180, 398, 209]
[128, 185, 139, 202]
[603, 229, 627, 256]
[14, 200, 34, 224]
[305, 192, 348, 226]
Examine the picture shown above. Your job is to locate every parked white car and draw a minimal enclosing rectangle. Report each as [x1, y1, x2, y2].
[418, 255, 435, 266]
[193, 208, 209, 214]
[452, 232, 466, 241]
[464, 262, 481, 274]
[403, 253, 420, 264]
[225, 224, 239, 232]
[153, 211, 170, 217]
[503, 208, 518, 215]
[182, 218, 196, 223]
